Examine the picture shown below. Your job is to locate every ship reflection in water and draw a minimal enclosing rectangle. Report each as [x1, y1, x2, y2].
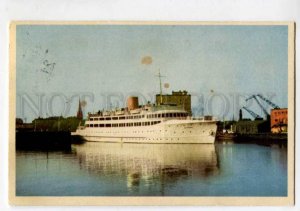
[73, 142, 219, 192]
[16, 141, 287, 196]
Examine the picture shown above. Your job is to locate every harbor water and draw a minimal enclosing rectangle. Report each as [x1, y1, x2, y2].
[16, 141, 287, 196]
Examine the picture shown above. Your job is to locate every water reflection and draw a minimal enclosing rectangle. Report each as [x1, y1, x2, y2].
[16, 142, 287, 196]
[72, 142, 219, 190]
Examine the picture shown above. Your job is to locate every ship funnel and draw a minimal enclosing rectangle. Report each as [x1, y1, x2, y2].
[127, 96, 139, 110]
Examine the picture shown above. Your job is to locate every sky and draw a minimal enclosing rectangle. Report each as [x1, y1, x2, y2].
[16, 24, 288, 122]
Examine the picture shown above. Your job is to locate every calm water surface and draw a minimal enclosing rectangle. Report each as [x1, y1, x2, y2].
[16, 142, 287, 196]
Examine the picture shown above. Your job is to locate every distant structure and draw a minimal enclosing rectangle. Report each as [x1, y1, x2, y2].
[77, 99, 83, 120]
[156, 90, 191, 116]
[270, 108, 288, 133]
[235, 107, 269, 134]
[239, 109, 243, 121]
[16, 118, 24, 125]
[234, 95, 286, 134]
[234, 119, 268, 134]
[15, 118, 33, 132]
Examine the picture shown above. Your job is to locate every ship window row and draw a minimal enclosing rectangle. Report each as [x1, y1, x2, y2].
[86, 121, 161, 127]
[147, 113, 187, 118]
[90, 115, 145, 121]
[89, 113, 187, 121]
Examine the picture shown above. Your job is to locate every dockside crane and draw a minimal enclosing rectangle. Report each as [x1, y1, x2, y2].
[256, 94, 280, 109]
[245, 95, 270, 119]
[242, 106, 263, 120]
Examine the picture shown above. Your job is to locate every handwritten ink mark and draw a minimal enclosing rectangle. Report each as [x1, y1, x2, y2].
[39, 59, 56, 82]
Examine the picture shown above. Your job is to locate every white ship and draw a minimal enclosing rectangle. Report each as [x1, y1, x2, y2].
[72, 72, 217, 144]
[72, 98, 217, 144]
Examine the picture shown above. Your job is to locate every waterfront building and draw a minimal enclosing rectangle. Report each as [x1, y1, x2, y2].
[15, 118, 33, 132]
[270, 108, 288, 133]
[234, 119, 269, 134]
[235, 120, 262, 134]
[155, 90, 192, 116]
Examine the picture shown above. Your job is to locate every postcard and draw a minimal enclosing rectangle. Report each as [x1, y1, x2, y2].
[9, 21, 295, 205]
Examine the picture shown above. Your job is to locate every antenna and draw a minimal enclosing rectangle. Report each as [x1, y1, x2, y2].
[156, 69, 165, 104]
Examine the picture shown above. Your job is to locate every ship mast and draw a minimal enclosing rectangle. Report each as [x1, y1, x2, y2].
[157, 69, 165, 105]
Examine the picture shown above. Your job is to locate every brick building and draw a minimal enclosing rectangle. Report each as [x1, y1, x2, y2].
[270, 108, 288, 133]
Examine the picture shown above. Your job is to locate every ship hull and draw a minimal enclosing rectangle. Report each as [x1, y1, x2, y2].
[72, 120, 217, 144]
